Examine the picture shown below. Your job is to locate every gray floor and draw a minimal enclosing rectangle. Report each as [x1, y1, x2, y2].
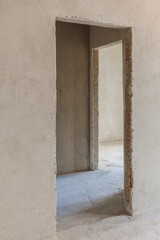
[57, 209, 160, 240]
[57, 141, 124, 232]
[57, 141, 160, 239]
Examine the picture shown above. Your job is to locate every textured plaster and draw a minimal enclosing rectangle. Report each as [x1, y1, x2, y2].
[90, 49, 99, 171]
[56, 22, 90, 175]
[1, 0, 160, 239]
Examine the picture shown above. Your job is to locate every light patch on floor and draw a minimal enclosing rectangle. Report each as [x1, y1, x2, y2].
[57, 141, 124, 233]
[57, 209, 160, 240]
[99, 140, 123, 168]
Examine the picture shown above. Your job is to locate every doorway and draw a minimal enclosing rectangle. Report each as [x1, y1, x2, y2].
[56, 20, 133, 232]
[98, 42, 123, 169]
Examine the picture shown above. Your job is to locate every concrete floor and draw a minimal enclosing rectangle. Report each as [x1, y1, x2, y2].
[57, 141, 124, 233]
[99, 140, 123, 169]
[57, 141, 160, 239]
[57, 209, 160, 240]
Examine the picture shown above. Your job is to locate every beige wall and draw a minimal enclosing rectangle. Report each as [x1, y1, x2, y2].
[1, 0, 160, 239]
[99, 42, 123, 142]
[56, 22, 90, 174]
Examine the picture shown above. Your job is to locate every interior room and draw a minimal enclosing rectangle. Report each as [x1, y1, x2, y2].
[56, 21, 126, 233]
[98, 42, 123, 171]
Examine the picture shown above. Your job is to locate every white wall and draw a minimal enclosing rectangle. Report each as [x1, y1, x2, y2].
[99, 43, 123, 142]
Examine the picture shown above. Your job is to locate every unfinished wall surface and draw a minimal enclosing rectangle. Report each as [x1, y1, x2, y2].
[99, 42, 123, 142]
[1, 0, 160, 239]
[132, 1, 160, 214]
[0, 1, 56, 240]
[56, 22, 90, 174]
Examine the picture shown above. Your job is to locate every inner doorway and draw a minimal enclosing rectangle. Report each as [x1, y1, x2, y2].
[56, 20, 133, 232]
[98, 42, 123, 170]
[98, 42, 124, 220]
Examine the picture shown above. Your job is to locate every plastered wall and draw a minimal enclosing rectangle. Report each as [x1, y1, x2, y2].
[99, 42, 123, 142]
[56, 22, 90, 174]
[1, 0, 160, 239]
